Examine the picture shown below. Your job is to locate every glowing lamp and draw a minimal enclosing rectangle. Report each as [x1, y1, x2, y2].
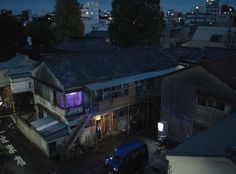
[158, 122, 164, 132]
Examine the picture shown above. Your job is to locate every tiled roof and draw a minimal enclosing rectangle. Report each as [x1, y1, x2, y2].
[0, 54, 36, 69]
[163, 47, 201, 63]
[55, 38, 115, 53]
[86, 30, 109, 39]
[43, 46, 178, 88]
[200, 56, 236, 90]
[168, 112, 236, 156]
[164, 47, 236, 64]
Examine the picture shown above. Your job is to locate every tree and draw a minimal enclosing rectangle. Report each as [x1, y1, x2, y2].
[25, 14, 56, 49]
[109, 0, 164, 47]
[54, 0, 84, 40]
[0, 13, 27, 59]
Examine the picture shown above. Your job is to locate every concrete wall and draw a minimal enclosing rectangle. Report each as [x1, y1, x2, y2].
[161, 66, 236, 141]
[0, 69, 9, 88]
[10, 77, 34, 94]
[34, 95, 67, 124]
[16, 116, 49, 156]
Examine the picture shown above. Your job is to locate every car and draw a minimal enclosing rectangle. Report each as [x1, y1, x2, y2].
[105, 139, 148, 174]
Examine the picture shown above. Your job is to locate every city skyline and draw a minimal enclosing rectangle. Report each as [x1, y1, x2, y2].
[0, 0, 236, 15]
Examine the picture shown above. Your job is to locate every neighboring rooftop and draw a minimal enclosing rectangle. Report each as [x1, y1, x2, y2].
[167, 156, 236, 174]
[55, 38, 115, 53]
[163, 47, 201, 63]
[0, 54, 36, 69]
[164, 47, 236, 64]
[168, 112, 236, 156]
[192, 26, 236, 41]
[43, 46, 178, 88]
[200, 56, 236, 90]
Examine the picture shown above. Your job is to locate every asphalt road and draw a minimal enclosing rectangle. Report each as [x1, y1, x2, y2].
[59, 132, 160, 174]
[1, 114, 165, 174]
[0, 115, 55, 174]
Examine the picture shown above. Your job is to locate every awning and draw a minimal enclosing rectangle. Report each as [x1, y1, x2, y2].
[85, 66, 184, 91]
[31, 116, 69, 141]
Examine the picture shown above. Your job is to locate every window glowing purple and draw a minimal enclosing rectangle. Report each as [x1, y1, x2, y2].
[66, 91, 82, 107]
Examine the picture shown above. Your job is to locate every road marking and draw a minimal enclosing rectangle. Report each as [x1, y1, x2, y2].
[10, 115, 16, 124]
[14, 156, 26, 167]
[0, 114, 12, 118]
[0, 130, 5, 134]
[8, 123, 14, 128]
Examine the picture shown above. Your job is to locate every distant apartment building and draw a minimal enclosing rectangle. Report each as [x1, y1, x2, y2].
[217, 5, 236, 27]
[81, 1, 99, 34]
[206, 0, 220, 24]
[185, 12, 210, 26]
[0, 9, 12, 15]
[165, 9, 184, 28]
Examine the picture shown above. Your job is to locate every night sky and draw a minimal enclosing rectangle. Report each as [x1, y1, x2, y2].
[0, 0, 236, 15]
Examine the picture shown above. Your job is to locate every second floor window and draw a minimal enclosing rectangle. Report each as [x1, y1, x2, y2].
[197, 95, 230, 112]
[66, 91, 82, 108]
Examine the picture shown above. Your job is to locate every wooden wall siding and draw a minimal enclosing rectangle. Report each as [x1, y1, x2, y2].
[161, 66, 236, 141]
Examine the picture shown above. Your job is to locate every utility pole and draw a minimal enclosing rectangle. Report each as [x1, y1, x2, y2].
[227, 14, 232, 47]
[127, 105, 129, 135]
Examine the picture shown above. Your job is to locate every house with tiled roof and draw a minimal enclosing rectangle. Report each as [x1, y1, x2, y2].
[161, 56, 236, 141]
[0, 54, 37, 113]
[16, 46, 182, 157]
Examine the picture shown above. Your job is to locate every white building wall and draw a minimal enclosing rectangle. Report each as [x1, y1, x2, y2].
[10, 77, 34, 94]
[0, 69, 9, 88]
[34, 94, 67, 124]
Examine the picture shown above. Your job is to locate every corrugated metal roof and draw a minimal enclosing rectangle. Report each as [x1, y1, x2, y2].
[168, 112, 236, 156]
[31, 117, 69, 141]
[85, 66, 183, 90]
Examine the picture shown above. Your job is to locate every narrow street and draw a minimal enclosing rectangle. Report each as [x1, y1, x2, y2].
[1, 114, 164, 174]
[59, 131, 161, 174]
[0, 114, 56, 174]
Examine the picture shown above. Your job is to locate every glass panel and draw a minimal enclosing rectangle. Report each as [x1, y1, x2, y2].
[66, 91, 82, 107]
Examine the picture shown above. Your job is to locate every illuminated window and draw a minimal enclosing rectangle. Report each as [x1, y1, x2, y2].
[66, 92, 82, 108]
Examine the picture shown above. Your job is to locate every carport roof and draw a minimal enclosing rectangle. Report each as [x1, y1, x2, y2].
[31, 116, 68, 141]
